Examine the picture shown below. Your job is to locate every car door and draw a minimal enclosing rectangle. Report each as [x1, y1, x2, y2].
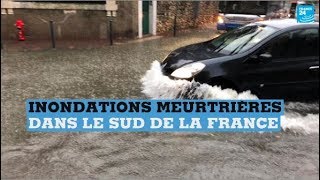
[287, 28, 319, 99]
[239, 28, 319, 99]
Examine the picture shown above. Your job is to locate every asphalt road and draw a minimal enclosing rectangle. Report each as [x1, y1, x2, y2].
[1, 29, 319, 179]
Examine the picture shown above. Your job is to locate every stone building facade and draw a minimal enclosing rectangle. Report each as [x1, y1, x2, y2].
[1, 1, 218, 41]
[157, 1, 218, 34]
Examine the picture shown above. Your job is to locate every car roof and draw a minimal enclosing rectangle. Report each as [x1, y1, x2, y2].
[255, 18, 319, 29]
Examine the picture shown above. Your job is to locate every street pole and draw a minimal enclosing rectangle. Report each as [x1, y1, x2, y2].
[109, 19, 113, 46]
[49, 20, 56, 49]
[173, 15, 177, 37]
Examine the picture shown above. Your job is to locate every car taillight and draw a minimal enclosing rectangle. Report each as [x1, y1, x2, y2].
[257, 17, 264, 21]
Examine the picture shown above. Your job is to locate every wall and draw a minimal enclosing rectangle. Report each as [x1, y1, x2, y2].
[1, 1, 138, 41]
[113, 1, 138, 39]
[157, 1, 219, 34]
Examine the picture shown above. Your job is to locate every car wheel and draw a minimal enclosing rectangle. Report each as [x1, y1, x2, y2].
[209, 79, 238, 91]
[209, 79, 262, 99]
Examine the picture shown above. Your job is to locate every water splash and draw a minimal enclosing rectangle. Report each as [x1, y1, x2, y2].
[281, 114, 319, 134]
[141, 61, 258, 100]
[141, 61, 319, 134]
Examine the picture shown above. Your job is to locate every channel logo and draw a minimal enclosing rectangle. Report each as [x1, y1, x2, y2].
[296, 4, 315, 23]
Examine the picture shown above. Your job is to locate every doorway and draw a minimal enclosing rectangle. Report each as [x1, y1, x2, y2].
[143, 1, 149, 35]
[138, 0, 157, 38]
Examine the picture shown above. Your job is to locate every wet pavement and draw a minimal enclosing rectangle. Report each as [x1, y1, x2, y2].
[1, 29, 319, 179]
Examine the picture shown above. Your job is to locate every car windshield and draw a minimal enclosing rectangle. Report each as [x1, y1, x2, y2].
[209, 24, 277, 55]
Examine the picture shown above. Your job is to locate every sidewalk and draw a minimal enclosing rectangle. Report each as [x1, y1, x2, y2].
[2, 26, 218, 52]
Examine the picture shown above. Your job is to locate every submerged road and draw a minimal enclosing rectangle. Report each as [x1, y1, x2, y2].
[1, 29, 319, 179]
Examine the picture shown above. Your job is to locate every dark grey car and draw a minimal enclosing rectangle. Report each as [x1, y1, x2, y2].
[162, 19, 319, 100]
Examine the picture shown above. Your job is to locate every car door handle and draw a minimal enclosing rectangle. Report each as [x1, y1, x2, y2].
[309, 66, 319, 70]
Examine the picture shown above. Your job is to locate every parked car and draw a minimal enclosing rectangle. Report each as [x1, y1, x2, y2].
[216, 13, 265, 31]
[216, 1, 287, 31]
[161, 19, 319, 100]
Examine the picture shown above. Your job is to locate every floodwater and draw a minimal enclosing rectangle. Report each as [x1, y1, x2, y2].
[141, 60, 319, 134]
[1, 29, 319, 179]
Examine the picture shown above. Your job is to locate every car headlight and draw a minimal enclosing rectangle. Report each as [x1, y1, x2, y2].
[217, 16, 224, 24]
[171, 62, 206, 79]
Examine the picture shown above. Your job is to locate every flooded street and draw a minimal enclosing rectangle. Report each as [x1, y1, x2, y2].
[1, 29, 319, 179]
